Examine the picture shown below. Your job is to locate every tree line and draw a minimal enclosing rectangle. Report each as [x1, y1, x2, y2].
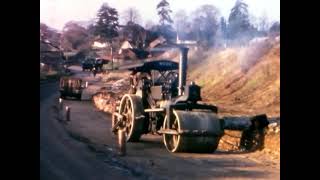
[40, 0, 280, 53]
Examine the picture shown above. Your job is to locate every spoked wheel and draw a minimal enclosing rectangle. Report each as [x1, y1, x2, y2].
[114, 94, 145, 142]
[163, 110, 221, 153]
[163, 111, 183, 153]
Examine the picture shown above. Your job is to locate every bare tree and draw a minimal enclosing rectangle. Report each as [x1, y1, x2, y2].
[220, 17, 227, 39]
[258, 11, 270, 32]
[122, 23, 146, 48]
[173, 9, 189, 37]
[249, 14, 259, 30]
[144, 20, 155, 30]
[40, 23, 61, 49]
[61, 21, 91, 51]
[269, 21, 280, 36]
[191, 4, 220, 47]
[122, 7, 142, 25]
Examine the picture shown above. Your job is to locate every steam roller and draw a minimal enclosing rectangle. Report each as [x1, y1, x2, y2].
[112, 46, 269, 153]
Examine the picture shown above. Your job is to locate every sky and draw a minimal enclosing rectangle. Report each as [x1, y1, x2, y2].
[40, 0, 280, 31]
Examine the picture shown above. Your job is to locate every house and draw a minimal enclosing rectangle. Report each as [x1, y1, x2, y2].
[118, 22, 147, 49]
[148, 36, 166, 49]
[40, 41, 64, 69]
[117, 40, 150, 60]
[176, 34, 197, 45]
[92, 41, 108, 49]
[118, 40, 133, 54]
[175, 34, 198, 51]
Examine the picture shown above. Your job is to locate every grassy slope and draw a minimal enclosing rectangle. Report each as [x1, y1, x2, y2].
[188, 38, 280, 117]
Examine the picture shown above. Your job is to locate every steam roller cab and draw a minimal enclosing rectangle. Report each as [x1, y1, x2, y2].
[112, 47, 224, 153]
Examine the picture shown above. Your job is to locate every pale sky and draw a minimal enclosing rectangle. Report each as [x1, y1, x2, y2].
[40, 0, 280, 30]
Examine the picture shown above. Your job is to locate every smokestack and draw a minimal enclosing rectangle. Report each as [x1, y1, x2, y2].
[178, 47, 189, 96]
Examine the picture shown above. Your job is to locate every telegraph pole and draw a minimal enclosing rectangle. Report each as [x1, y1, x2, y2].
[111, 46, 113, 70]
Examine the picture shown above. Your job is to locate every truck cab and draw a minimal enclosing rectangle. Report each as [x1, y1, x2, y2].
[81, 58, 95, 71]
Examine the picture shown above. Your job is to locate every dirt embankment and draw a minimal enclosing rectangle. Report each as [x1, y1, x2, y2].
[189, 37, 280, 117]
[218, 121, 280, 165]
[188, 36, 280, 161]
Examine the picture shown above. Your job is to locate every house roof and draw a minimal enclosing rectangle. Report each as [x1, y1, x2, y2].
[40, 41, 60, 52]
[149, 36, 166, 49]
[118, 40, 133, 54]
[92, 41, 108, 49]
[118, 59, 178, 72]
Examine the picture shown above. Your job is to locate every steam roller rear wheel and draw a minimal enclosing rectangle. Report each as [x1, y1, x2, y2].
[163, 110, 221, 153]
[118, 94, 145, 142]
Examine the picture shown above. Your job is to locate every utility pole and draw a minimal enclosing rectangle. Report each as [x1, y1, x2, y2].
[111, 46, 113, 70]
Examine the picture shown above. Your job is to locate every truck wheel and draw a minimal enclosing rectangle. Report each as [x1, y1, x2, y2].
[76, 94, 82, 101]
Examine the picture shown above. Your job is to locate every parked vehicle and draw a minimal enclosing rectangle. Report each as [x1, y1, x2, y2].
[94, 58, 109, 72]
[82, 58, 95, 71]
[59, 77, 83, 100]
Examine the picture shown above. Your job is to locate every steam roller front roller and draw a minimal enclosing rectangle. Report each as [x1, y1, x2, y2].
[163, 110, 224, 153]
[112, 94, 145, 142]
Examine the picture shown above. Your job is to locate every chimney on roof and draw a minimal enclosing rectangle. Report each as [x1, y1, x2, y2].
[176, 33, 180, 44]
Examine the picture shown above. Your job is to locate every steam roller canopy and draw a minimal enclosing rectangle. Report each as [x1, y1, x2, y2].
[163, 110, 224, 153]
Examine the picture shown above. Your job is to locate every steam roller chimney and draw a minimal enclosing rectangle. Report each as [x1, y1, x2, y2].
[178, 47, 189, 96]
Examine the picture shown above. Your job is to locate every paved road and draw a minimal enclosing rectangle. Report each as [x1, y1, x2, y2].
[40, 77, 136, 180]
[40, 82, 59, 102]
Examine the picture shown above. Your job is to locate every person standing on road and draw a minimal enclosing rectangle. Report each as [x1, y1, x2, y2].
[92, 67, 97, 77]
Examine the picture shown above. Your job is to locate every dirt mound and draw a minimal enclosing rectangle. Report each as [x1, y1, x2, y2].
[189, 36, 280, 117]
[93, 71, 131, 113]
[218, 120, 280, 163]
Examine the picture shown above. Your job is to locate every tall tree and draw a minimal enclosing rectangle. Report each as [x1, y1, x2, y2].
[122, 22, 146, 48]
[122, 7, 142, 24]
[191, 4, 220, 47]
[228, 0, 251, 41]
[93, 3, 119, 42]
[154, 0, 176, 41]
[40, 23, 61, 49]
[220, 17, 227, 39]
[40, 23, 49, 41]
[269, 21, 280, 34]
[157, 0, 173, 26]
[60, 21, 90, 51]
